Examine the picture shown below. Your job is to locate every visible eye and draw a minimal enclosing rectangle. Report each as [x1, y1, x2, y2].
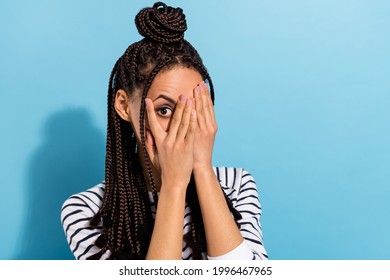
[156, 106, 173, 117]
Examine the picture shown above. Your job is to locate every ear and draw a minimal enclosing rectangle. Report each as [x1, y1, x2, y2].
[114, 89, 132, 122]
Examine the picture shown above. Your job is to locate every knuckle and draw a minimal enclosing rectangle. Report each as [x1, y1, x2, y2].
[171, 115, 180, 124]
[180, 121, 188, 129]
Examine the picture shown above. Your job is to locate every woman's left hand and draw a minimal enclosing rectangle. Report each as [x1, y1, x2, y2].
[193, 81, 218, 172]
[192, 82, 245, 257]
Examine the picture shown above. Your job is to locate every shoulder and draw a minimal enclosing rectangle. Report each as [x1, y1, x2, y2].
[213, 166, 259, 202]
[61, 182, 105, 224]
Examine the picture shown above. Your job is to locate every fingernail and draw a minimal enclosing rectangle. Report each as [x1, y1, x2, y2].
[145, 98, 150, 107]
[180, 95, 186, 103]
[186, 98, 192, 106]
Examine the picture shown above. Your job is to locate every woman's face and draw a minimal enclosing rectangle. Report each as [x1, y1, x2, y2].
[128, 66, 203, 143]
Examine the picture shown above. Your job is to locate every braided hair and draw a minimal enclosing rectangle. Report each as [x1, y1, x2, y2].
[88, 2, 242, 260]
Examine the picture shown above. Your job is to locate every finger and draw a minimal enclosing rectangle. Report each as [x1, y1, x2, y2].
[194, 84, 206, 129]
[200, 81, 216, 125]
[186, 109, 197, 143]
[145, 129, 156, 159]
[201, 81, 216, 122]
[145, 98, 164, 142]
[166, 95, 186, 141]
[176, 98, 193, 140]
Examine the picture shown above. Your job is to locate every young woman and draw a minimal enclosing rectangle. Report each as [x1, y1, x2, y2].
[61, 2, 268, 260]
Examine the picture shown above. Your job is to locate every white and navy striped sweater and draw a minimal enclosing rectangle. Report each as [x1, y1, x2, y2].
[61, 167, 268, 260]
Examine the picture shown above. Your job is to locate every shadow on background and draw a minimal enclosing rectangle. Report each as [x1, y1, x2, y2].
[16, 107, 105, 259]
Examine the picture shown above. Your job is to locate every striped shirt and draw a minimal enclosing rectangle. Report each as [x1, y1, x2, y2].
[61, 167, 268, 260]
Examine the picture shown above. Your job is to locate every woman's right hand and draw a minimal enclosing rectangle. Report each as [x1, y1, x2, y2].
[145, 95, 197, 189]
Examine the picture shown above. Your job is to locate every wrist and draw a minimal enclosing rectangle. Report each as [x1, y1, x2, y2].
[160, 179, 189, 193]
[193, 164, 214, 177]
[160, 183, 187, 201]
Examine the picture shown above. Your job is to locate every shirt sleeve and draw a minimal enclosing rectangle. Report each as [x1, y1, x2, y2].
[207, 240, 254, 260]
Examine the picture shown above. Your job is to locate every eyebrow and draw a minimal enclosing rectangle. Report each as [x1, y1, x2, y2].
[152, 94, 176, 105]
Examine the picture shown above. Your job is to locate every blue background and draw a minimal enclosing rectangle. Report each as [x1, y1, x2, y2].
[1, 0, 389, 260]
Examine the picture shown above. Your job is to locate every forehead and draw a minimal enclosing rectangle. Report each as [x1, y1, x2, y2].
[147, 67, 203, 99]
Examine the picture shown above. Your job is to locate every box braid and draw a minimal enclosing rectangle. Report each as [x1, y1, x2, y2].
[88, 2, 242, 260]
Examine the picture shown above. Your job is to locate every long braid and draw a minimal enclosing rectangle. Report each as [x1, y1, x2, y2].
[139, 57, 173, 206]
[88, 2, 242, 260]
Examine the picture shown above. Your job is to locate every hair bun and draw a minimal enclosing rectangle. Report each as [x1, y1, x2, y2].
[135, 2, 187, 43]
